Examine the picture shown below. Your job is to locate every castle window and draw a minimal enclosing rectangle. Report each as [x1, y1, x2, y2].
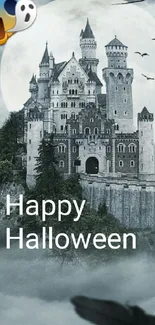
[72, 129, 76, 134]
[107, 129, 110, 134]
[29, 156, 31, 161]
[124, 99, 127, 103]
[114, 124, 119, 131]
[65, 125, 68, 133]
[85, 127, 90, 135]
[119, 160, 124, 167]
[94, 127, 99, 135]
[88, 90, 90, 95]
[75, 89, 77, 95]
[130, 160, 135, 167]
[57, 102, 58, 107]
[57, 90, 59, 94]
[117, 143, 125, 153]
[58, 144, 66, 153]
[52, 102, 54, 107]
[29, 139, 31, 144]
[52, 90, 54, 94]
[40, 131, 42, 138]
[72, 89, 74, 95]
[114, 110, 117, 115]
[128, 143, 136, 153]
[71, 112, 76, 119]
[61, 125, 63, 131]
[69, 89, 72, 94]
[124, 87, 126, 90]
[107, 146, 111, 153]
[59, 160, 64, 168]
[29, 124, 31, 129]
[124, 111, 127, 115]
[73, 146, 76, 153]
[90, 118, 94, 123]
[61, 114, 63, 119]
[116, 87, 118, 90]
[141, 163, 143, 170]
[79, 102, 81, 108]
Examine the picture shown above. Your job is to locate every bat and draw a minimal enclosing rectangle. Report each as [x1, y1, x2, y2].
[112, 0, 145, 5]
[71, 296, 155, 325]
[142, 74, 155, 80]
[135, 51, 149, 57]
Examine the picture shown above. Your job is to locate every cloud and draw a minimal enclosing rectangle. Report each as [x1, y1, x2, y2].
[0, 245, 155, 324]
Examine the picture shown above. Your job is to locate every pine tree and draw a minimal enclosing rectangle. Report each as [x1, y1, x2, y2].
[34, 133, 64, 201]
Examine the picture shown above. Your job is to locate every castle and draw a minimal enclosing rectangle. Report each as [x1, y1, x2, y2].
[23, 19, 155, 210]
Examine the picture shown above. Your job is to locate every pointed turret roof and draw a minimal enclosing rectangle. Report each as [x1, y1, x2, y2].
[82, 19, 95, 39]
[30, 74, 37, 84]
[138, 107, 154, 121]
[41, 42, 49, 64]
[105, 35, 127, 48]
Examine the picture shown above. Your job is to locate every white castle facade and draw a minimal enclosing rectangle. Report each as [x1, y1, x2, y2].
[23, 19, 155, 200]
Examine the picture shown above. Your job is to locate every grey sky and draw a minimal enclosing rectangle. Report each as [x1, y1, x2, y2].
[0, 0, 155, 127]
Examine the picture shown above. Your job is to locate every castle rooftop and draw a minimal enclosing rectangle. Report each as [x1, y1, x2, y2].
[40, 42, 49, 65]
[81, 18, 95, 39]
[105, 35, 127, 48]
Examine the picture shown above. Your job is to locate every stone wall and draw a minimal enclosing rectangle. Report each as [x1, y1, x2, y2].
[81, 175, 155, 229]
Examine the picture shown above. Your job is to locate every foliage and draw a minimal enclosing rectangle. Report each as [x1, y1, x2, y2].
[0, 111, 25, 184]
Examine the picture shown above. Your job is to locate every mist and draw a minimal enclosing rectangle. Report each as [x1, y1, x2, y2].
[0, 244, 155, 324]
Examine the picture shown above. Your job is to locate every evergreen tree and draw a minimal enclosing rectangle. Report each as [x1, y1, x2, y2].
[34, 133, 64, 201]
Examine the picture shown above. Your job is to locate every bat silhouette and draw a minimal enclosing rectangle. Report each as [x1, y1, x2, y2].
[71, 296, 155, 325]
[142, 74, 155, 80]
[112, 0, 145, 5]
[135, 51, 149, 57]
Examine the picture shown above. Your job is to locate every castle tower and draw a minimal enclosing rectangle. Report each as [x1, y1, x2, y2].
[79, 19, 99, 73]
[49, 52, 55, 78]
[102, 36, 134, 133]
[38, 42, 50, 103]
[29, 74, 38, 101]
[26, 108, 44, 187]
[138, 107, 154, 176]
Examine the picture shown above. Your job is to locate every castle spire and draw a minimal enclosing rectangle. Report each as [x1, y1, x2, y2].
[82, 18, 95, 39]
[40, 42, 49, 65]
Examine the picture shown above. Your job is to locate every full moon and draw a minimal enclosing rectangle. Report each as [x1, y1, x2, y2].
[1, 0, 155, 128]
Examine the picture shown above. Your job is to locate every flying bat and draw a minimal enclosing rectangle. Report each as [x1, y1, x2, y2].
[142, 74, 155, 80]
[112, 0, 145, 5]
[71, 296, 155, 325]
[135, 52, 149, 57]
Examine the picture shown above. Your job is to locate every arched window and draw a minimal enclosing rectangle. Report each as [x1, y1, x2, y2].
[79, 102, 81, 108]
[71, 112, 75, 119]
[58, 144, 66, 153]
[128, 143, 136, 153]
[88, 90, 90, 95]
[75, 89, 77, 95]
[130, 160, 135, 167]
[71, 102, 74, 108]
[107, 146, 111, 153]
[94, 127, 99, 135]
[114, 124, 119, 131]
[109, 72, 114, 78]
[117, 143, 125, 153]
[117, 73, 123, 81]
[72, 89, 74, 95]
[119, 160, 124, 167]
[85, 127, 90, 135]
[59, 160, 64, 168]
[69, 89, 72, 94]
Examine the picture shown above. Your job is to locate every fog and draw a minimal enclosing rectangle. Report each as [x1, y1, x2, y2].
[0, 244, 155, 324]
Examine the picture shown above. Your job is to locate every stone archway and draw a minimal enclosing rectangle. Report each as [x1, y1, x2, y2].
[86, 157, 99, 174]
